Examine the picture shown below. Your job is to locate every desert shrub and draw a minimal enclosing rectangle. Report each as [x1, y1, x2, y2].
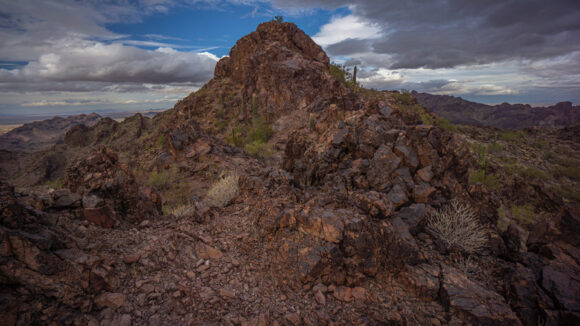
[551, 166, 580, 181]
[148, 170, 170, 189]
[393, 89, 415, 105]
[436, 117, 457, 132]
[556, 185, 580, 202]
[45, 178, 63, 189]
[497, 205, 511, 231]
[488, 141, 503, 153]
[247, 116, 274, 143]
[309, 113, 316, 130]
[206, 173, 240, 208]
[505, 164, 550, 180]
[168, 204, 196, 218]
[329, 63, 357, 88]
[500, 130, 526, 144]
[148, 166, 178, 190]
[511, 204, 536, 225]
[469, 169, 502, 190]
[226, 123, 246, 147]
[156, 134, 166, 147]
[426, 200, 487, 253]
[244, 140, 274, 158]
[520, 167, 550, 180]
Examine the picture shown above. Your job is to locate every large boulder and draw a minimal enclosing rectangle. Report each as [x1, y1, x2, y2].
[64, 147, 162, 225]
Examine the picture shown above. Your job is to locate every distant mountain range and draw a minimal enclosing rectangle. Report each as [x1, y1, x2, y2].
[0, 113, 102, 152]
[413, 91, 580, 129]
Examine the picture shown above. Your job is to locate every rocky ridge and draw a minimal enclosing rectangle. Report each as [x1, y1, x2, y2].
[0, 113, 102, 152]
[413, 91, 580, 130]
[0, 21, 579, 325]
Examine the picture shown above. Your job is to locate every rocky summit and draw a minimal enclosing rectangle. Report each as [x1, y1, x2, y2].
[1, 21, 579, 326]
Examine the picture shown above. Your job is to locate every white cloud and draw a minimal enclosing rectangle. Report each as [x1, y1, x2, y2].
[312, 14, 383, 46]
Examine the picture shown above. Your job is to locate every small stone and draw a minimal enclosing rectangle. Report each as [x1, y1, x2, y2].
[197, 264, 210, 272]
[95, 292, 126, 309]
[186, 271, 196, 280]
[352, 287, 367, 300]
[333, 286, 353, 302]
[312, 283, 327, 293]
[285, 313, 301, 326]
[314, 290, 326, 305]
[219, 288, 236, 299]
[196, 243, 222, 260]
[123, 253, 140, 264]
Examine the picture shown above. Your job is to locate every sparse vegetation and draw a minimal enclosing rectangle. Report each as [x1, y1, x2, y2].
[244, 140, 274, 158]
[45, 177, 63, 189]
[309, 113, 316, 130]
[436, 117, 458, 132]
[511, 204, 536, 226]
[329, 63, 359, 88]
[148, 166, 178, 190]
[500, 130, 526, 144]
[468, 143, 501, 190]
[426, 200, 487, 253]
[167, 204, 196, 218]
[206, 173, 240, 208]
[225, 99, 275, 159]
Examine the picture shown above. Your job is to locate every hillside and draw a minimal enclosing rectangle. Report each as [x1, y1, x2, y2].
[0, 113, 102, 152]
[413, 91, 580, 129]
[1, 21, 579, 326]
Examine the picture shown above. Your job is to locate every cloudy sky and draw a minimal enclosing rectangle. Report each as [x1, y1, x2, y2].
[1, 0, 579, 117]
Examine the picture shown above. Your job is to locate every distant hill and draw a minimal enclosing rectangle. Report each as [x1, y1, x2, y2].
[0, 113, 102, 152]
[413, 91, 580, 129]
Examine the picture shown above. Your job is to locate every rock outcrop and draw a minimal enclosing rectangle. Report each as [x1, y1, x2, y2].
[64, 146, 162, 226]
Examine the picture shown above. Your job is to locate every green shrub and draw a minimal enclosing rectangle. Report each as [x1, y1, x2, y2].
[500, 130, 526, 144]
[511, 204, 536, 225]
[436, 117, 457, 132]
[247, 116, 274, 143]
[329, 63, 357, 88]
[148, 166, 177, 190]
[556, 185, 580, 202]
[426, 200, 487, 253]
[244, 140, 274, 158]
[488, 141, 503, 153]
[551, 166, 580, 180]
[469, 169, 502, 190]
[45, 178, 63, 189]
[520, 167, 550, 180]
[226, 123, 246, 147]
[393, 89, 415, 106]
[157, 134, 166, 147]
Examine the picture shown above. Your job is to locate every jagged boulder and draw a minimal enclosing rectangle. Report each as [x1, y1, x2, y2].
[64, 146, 162, 226]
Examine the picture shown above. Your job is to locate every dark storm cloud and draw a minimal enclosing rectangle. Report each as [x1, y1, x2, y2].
[272, 0, 580, 69]
[325, 38, 372, 56]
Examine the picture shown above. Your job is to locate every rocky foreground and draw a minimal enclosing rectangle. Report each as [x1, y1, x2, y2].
[1, 21, 579, 325]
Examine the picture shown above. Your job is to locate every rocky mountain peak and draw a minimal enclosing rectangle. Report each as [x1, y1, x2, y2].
[215, 21, 329, 81]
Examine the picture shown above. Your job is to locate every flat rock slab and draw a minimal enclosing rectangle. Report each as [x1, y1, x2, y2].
[441, 265, 521, 325]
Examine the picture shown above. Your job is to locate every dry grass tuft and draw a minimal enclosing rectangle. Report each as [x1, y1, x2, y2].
[169, 204, 196, 218]
[206, 173, 240, 208]
[427, 199, 487, 253]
